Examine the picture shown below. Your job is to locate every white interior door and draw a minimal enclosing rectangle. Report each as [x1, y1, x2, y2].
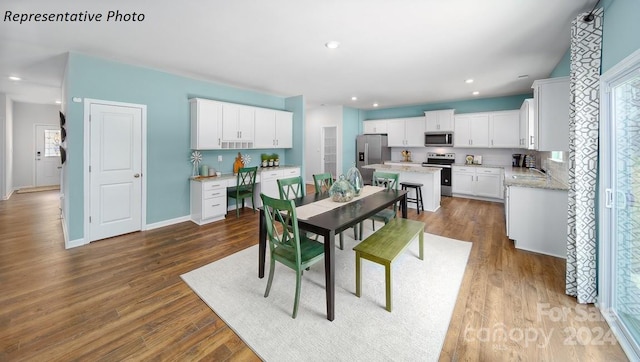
[35, 125, 61, 187]
[89, 103, 143, 242]
[321, 126, 337, 177]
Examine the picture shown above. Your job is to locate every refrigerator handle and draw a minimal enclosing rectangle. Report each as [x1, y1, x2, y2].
[364, 143, 369, 165]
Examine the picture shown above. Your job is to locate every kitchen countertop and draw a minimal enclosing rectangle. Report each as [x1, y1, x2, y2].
[364, 163, 441, 174]
[190, 165, 300, 182]
[503, 167, 569, 191]
[452, 163, 504, 169]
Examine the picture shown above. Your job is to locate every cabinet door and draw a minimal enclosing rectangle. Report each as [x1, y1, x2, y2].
[254, 108, 276, 148]
[489, 110, 520, 148]
[387, 119, 406, 146]
[191, 99, 222, 150]
[274, 111, 293, 148]
[404, 117, 425, 147]
[453, 115, 472, 147]
[222, 103, 254, 141]
[475, 174, 501, 198]
[452, 168, 475, 195]
[260, 170, 283, 199]
[425, 109, 455, 132]
[469, 114, 490, 147]
[533, 77, 569, 151]
[363, 120, 387, 134]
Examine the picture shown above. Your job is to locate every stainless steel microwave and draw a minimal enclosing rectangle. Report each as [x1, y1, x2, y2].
[425, 132, 454, 147]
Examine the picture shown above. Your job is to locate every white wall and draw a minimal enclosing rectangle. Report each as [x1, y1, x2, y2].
[305, 105, 343, 183]
[12, 102, 59, 189]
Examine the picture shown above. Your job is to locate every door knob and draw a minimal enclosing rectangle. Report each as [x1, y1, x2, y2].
[134, 173, 140, 178]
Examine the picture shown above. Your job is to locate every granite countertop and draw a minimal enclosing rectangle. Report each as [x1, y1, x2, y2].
[452, 163, 504, 169]
[191, 165, 301, 182]
[504, 167, 569, 191]
[258, 165, 299, 172]
[364, 163, 441, 174]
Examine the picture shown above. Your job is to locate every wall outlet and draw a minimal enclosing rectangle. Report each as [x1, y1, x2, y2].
[217, 155, 222, 162]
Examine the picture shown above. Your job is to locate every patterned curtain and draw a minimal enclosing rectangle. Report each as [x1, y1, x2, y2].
[566, 7, 603, 304]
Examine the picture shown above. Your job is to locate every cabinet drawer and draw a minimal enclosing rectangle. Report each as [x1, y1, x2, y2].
[282, 168, 300, 177]
[453, 167, 474, 173]
[204, 189, 225, 199]
[261, 170, 282, 180]
[202, 197, 226, 219]
[203, 181, 226, 191]
[476, 168, 502, 175]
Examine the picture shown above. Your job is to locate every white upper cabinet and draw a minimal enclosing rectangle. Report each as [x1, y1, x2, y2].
[489, 110, 520, 148]
[424, 109, 455, 132]
[363, 119, 388, 134]
[221, 103, 254, 142]
[190, 98, 222, 150]
[387, 117, 425, 147]
[254, 108, 293, 149]
[519, 98, 537, 149]
[532, 77, 569, 151]
[454, 113, 489, 147]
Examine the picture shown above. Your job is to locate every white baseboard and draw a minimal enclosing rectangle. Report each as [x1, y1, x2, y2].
[145, 215, 190, 230]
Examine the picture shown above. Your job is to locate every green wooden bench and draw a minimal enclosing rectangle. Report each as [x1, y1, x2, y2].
[353, 218, 425, 312]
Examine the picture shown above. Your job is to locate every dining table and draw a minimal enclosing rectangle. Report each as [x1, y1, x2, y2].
[258, 186, 409, 321]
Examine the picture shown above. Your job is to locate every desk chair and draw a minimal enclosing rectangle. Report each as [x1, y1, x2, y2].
[261, 193, 325, 318]
[227, 166, 258, 218]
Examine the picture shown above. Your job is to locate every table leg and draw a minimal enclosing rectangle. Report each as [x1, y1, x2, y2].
[323, 230, 335, 321]
[401, 194, 408, 218]
[258, 208, 266, 278]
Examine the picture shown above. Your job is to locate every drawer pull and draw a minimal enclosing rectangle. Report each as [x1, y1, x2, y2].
[211, 204, 220, 207]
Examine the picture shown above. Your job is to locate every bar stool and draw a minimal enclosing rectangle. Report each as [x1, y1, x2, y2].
[400, 182, 424, 214]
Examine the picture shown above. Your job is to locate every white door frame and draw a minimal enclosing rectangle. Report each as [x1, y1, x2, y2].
[83, 98, 147, 243]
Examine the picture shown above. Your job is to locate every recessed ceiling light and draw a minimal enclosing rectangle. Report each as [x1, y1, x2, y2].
[325, 41, 340, 49]
[351, 96, 357, 101]
[8, 76, 21, 81]
[373, 103, 379, 107]
[472, 91, 480, 96]
[465, 79, 474, 84]
[55, 100, 62, 104]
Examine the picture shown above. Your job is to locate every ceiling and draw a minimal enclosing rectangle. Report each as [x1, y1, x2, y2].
[0, 0, 596, 109]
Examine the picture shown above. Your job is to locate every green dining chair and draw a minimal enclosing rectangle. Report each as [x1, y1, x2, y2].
[277, 176, 305, 200]
[365, 171, 399, 238]
[227, 166, 258, 218]
[261, 193, 325, 319]
[312, 172, 359, 249]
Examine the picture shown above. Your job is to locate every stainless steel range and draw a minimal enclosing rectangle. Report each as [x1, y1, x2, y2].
[422, 152, 455, 196]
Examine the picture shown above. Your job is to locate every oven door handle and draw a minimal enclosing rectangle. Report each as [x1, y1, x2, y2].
[424, 164, 452, 168]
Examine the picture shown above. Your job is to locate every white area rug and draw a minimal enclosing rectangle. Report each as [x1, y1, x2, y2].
[181, 223, 471, 361]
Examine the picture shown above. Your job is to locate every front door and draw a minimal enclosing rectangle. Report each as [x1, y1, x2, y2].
[35, 125, 61, 187]
[89, 102, 143, 242]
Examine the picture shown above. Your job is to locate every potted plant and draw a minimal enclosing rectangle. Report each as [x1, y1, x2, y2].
[272, 153, 280, 167]
[261, 153, 269, 168]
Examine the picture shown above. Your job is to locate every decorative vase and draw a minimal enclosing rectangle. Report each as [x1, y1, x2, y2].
[274, 159, 279, 167]
[268, 159, 274, 167]
[233, 152, 244, 174]
[200, 164, 209, 176]
[329, 175, 355, 202]
[345, 166, 364, 196]
[262, 160, 268, 167]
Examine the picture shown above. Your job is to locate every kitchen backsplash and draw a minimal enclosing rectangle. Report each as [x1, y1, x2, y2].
[539, 151, 569, 185]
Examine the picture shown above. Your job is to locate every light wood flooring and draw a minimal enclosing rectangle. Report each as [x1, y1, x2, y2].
[0, 190, 629, 361]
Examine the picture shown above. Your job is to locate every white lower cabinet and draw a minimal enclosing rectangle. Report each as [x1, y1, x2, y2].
[507, 186, 568, 258]
[190, 179, 228, 225]
[452, 166, 503, 200]
[258, 167, 301, 203]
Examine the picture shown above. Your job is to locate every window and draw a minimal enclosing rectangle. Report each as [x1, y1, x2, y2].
[44, 129, 61, 157]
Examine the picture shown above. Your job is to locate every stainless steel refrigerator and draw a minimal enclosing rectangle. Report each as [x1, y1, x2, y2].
[356, 134, 391, 185]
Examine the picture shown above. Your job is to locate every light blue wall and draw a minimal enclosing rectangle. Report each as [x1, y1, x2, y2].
[65, 53, 297, 240]
[342, 106, 362, 174]
[602, 0, 640, 72]
[550, 50, 571, 77]
[363, 94, 531, 120]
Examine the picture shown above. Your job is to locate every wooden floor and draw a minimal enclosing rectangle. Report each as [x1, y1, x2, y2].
[0, 190, 629, 361]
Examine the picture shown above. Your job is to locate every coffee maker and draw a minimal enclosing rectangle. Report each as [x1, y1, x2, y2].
[512, 154, 522, 167]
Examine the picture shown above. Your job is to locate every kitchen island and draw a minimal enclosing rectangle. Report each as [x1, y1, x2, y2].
[363, 163, 441, 212]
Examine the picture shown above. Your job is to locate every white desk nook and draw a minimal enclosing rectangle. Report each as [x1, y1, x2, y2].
[190, 166, 300, 225]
